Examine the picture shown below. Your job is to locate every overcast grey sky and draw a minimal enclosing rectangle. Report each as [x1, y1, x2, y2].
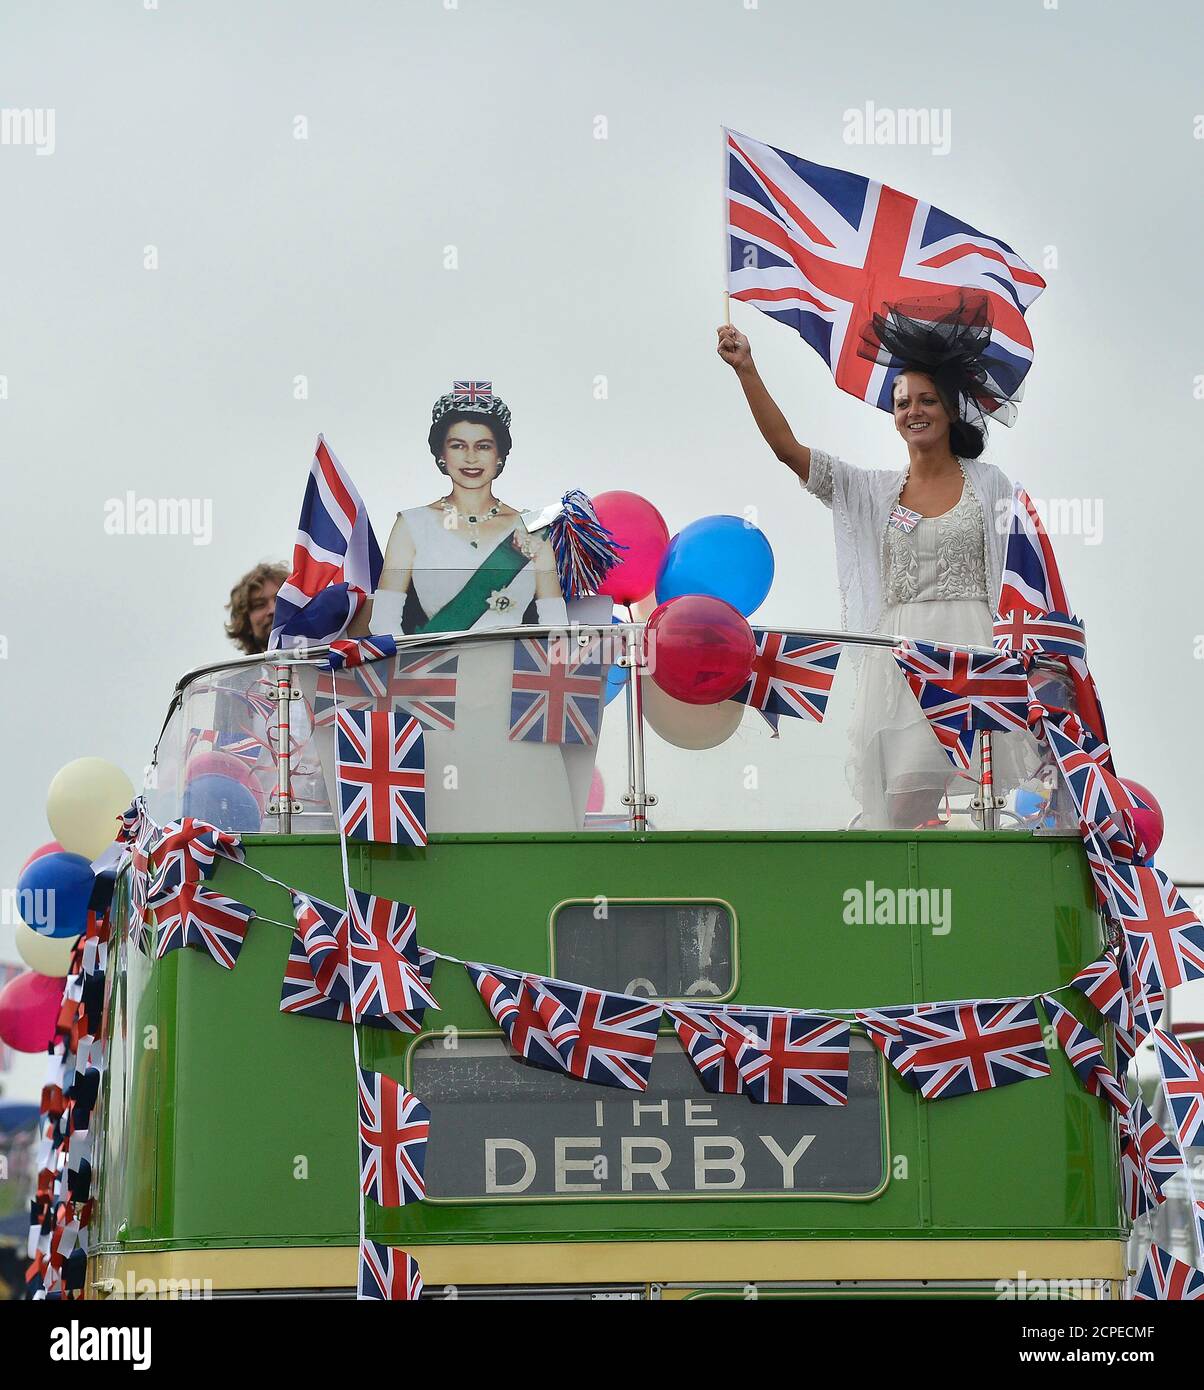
[1, 1, 1202, 1092]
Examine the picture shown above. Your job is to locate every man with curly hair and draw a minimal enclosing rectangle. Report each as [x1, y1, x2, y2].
[226, 562, 288, 654]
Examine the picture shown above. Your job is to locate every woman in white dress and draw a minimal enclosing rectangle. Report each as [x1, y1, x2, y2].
[717, 301, 1040, 829]
[349, 385, 593, 830]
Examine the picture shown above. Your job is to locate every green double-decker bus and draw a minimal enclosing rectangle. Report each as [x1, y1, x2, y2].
[89, 623, 1126, 1299]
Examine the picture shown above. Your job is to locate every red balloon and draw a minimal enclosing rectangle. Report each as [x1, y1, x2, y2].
[0, 970, 66, 1053]
[20, 841, 64, 876]
[1121, 779, 1164, 857]
[186, 751, 267, 811]
[592, 491, 670, 605]
[644, 595, 755, 705]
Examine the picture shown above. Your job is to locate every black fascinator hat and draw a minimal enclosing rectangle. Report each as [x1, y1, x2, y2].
[858, 289, 1026, 455]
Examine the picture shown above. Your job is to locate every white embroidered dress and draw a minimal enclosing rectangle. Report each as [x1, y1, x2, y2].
[803, 450, 1040, 827]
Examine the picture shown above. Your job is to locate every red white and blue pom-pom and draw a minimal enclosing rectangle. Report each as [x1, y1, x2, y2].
[548, 490, 625, 599]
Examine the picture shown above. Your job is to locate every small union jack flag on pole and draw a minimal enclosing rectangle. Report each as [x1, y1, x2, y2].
[898, 998, 1049, 1100]
[335, 707, 427, 846]
[1153, 1029, 1204, 1150]
[1132, 1244, 1204, 1301]
[348, 890, 438, 1021]
[734, 630, 842, 723]
[154, 883, 254, 970]
[722, 1010, 850, 1105]
[358, 1241, 423, 1300]
[509, 637, 605, 745]
[357, 1069, 430, 1207]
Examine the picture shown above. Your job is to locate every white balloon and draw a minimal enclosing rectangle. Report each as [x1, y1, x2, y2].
[46, 758, 135, 861]
[14, 919, 79, 976]
[641, 681, 745, 750]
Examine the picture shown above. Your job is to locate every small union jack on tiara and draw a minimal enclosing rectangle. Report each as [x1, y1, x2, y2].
[431, 380, 511, 428]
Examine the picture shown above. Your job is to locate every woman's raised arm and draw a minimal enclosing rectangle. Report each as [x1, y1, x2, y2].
[716, 325, 812, 483]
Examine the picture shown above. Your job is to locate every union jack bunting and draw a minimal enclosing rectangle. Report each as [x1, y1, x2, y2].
[357, 1069, 430, 1207]
[721, 1011, 850, 1105]
[733, 630, 842, 722]
[453, 380, 492, 405]
[855, 1003, 959, 1082]
[335, 707, 427, 846]
[185, 727, 264, 771]
[269, 434, 382, 650]
[116, 799, 142, 846]
[666, 1006, 744, 1095]
[290, 892, 350, 1003]
[349, 890, 439, 1020]
[1120, 1097, 1182, 1221]
[991, 608, 1087, 662]
[1152, 1029, 1204, 1149]
[897, 998, 1049, 1100]
[1067, 954, 1133, 1033]
[153, 883, 253, 969]
[1117, 935, 1166, 1047]
[509, 637, 605, 745]
[358, 1241, 423, 1301]
[1039, 995, 1128, 1116]
[146, 818, 244, 906]
[322, 635, 399, 671]
[1044, 722, 1141, 862]
[724, 128, 1043, 423]
[465, 964, 580, 1073]
[893, 640, 1029, 771]
[995, 484, 1109, 750]
[282, 933, 436, 1032]
[1108, 863, 1204, 995]
[1132, 1245, 1204, 1301]
[316, 647, 459, 734]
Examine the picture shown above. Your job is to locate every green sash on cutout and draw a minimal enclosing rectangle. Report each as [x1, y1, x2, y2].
[418, 530, 532, 633]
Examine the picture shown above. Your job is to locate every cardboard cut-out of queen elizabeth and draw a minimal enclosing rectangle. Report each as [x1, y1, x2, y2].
[362, 383, 570, 636]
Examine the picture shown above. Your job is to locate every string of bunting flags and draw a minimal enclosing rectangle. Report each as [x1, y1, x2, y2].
[23, 478, 1204, 1299]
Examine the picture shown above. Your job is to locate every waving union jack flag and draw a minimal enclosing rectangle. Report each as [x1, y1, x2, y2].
[893, 640, 1030, 771]
[667, 1006, 745, 1094]
[154, 883, 254, 969]
[1040, 995, 1128, 1116]
[349, 890, 438, 1020]
[1132, 1244, 1204, 1301]
[316, 646, 460, 734]
[1107, 863, 1204, 995]
[270, 435, 383, 651]
[323, 635, 399, 671]
[358, 1240, 423, 1301]
[724, 128, 1044, 423]
[509, 637, 605, 745]
[721, 1010, 851, 1105]
[335, 708, 427, 845]
[357, 1069, 430, 1207]
[734, 630, 842, 723]
[898, 998, 1049, 1100]
[1152, 1030, 1204, 1149]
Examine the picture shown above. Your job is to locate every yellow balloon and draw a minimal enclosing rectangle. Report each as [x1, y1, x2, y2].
[14, 919, 79, 976]
[641, 681, 746, 750]
[46, 757, 135, 861]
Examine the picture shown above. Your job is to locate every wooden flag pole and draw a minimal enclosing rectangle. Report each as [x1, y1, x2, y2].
[720, 124, 731, 326]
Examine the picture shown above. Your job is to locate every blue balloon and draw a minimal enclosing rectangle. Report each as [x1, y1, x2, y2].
[1015, 787, 1049, 820]
[605, 615, 630, 706]
[17, 852, 94, 939]
[182, 774, 262, 833]
[655, 515, 775, 617]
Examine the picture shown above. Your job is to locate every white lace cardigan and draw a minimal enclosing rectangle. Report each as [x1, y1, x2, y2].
[801, 449, 1014, 639]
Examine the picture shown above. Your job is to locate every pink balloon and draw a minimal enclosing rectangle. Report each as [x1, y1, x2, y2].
[20, 841, 64, 875]
[592, 491, 670, 605]
[644, 595, 755, 705]
[1121, 779, 1164, 857]
[0, 970, 66, 1053]
[186, 751, 267, 811]
[587, 768, 606, 813]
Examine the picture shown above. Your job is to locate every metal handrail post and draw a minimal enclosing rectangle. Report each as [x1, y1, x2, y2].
[274, 662, 293, 834]
[621, 625, 653, 831]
